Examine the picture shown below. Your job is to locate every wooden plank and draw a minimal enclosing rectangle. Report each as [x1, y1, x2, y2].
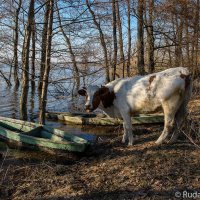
[46, 112, 164, 125]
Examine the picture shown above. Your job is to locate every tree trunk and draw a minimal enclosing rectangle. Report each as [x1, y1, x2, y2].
[112, 0, 118, 80]
[20, 0, 35, 120]
[38, 1, 50, 94]
[193, 0, 199, 77]
[145, 0, 154, 73]
[165, 37, 172, 66]
[13, 0, 22, 88]
[127, 0, 131, 77]
[175, 14, 183, 68]
[116, 0, 125, 77]
[86, 0, 110, 83]
[39, 0, 54, 125]
[185, 9, 190, 67]
[137, 0, 145, 75]
[31, 20, 35, 92]
[56, 3, 80, 92]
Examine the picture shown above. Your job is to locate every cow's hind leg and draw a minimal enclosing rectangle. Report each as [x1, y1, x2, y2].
[169, 101, 187, 143]
[155, 111, 175, 145]
[155, 93, 182, 145]
[169, 76, 192, 143]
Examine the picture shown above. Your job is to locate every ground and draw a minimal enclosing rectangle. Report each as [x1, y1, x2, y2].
[0, 93, 200, 200]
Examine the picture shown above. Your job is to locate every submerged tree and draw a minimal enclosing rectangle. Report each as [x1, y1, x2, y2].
[31, 19, 36, 93]
[39, 0, 54, 124]
[38, 1, 50, 94]
[20, 0, 35, 120]
[13, 0, 22, 88]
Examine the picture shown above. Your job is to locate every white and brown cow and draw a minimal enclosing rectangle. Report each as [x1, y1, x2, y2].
[78, 67, 192, 145]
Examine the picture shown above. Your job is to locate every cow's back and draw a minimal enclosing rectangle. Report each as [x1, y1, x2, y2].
[110, 67, 190, 113]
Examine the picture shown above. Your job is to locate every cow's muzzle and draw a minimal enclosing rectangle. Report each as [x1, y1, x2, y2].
[85, 105, 93, 112]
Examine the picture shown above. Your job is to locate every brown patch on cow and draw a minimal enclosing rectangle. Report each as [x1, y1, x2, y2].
[97, 86, 116, 108]
[92, 91, 101, 111]
[149, 75, 156, 85]
[180, 73, 191, 90]
[147, 75, 156, 91]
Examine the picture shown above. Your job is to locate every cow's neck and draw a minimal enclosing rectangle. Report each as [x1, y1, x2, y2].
[99, 87, 116, 107]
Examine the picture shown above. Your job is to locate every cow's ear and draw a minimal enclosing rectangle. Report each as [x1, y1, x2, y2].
[78, 89, 86, 96]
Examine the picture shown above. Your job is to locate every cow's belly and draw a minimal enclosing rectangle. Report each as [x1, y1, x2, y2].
[99, 105, 122, 118]
[104, 109, 122, 118]
[129, 97, 162, 114]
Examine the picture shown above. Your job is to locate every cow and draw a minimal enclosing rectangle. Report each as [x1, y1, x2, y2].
[78, 67, 192, 146]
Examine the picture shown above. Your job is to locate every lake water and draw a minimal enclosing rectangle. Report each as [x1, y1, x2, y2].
[0, 71, 116, 159]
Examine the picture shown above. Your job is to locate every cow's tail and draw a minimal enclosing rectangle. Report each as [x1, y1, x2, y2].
[184, 73, 193, 107]
[176, 73, 192, 126]
[169, 73, 192, 143]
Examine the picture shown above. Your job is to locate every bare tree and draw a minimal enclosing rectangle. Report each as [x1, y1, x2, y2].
[116, 0, 125, 77]
[112, 0, 118, 80]
[56, 3, 80, 93]
[31, 19, 35, 92]
[145, 0, 154, 73]
[20, 0, 35, 120]
[86, 0, 110, 83]
[39, 0, 54, 124]
[38, 1, 50, 93]
[13, 0, 22, 88]
[137, 0, 145, 75]
[126, 0, 131, 77]
[174, 10, 183, 68]
[192, 0, 199, 77]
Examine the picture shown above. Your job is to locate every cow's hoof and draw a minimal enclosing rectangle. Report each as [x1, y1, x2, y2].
[128, 141, 134, 146]
[122, 138, 126, 143]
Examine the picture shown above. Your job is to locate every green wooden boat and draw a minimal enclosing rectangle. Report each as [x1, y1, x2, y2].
[45, 112, 164, 126]
[0, 116, 89, 153]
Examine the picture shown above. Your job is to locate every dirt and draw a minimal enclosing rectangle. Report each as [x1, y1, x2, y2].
[0, 94, 200, 200]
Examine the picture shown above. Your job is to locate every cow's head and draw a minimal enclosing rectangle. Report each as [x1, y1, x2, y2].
[78, 85, 116, 112]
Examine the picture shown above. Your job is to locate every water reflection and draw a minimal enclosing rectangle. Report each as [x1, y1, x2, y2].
[11, 87, 19, 119]
[0, 87, 19, 118]
[29, 86, 35, 121]
[43, 120, 111, 142]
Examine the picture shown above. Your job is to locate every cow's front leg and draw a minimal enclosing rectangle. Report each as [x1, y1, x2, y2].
[122, 122, 128, 143]
[121, 112, 134, 146]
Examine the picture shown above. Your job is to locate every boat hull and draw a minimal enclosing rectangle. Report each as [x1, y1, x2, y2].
[0, 117, 89, 153]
